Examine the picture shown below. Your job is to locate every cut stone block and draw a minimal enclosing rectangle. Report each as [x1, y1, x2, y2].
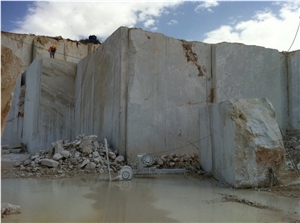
[204, 98, 285, 188]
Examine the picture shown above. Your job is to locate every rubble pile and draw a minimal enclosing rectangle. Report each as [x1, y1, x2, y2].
[13, 134, 126, 178]
[7, 134, 203, 179]
[153, 153, 203, 174]
[283, 133, 300, 174]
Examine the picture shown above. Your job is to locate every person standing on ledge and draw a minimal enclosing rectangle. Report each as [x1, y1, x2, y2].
[48, 45, 56, 58]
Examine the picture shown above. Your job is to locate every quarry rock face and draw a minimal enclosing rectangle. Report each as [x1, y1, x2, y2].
[10, 58, 77, 153]
[1, 31, 100, 137]
[202, 98, 286, 188]
[1, 31, 100, 69]
[1, 27, 299, 174]
[1, 45, 23, 134]
[212, 43, 288, 132]
[75, 27, 211, 162]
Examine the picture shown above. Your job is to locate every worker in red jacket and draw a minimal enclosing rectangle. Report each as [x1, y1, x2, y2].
[48, 45, 56, 58]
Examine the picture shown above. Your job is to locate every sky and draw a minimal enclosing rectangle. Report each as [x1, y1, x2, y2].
[1, 1, 300, 52]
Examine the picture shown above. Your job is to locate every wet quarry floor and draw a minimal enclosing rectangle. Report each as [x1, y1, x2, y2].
[1, 174, 300, 223]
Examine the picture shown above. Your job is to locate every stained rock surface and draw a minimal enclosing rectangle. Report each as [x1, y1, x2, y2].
[204, 98, 286, 188]
[1, 45, 23, 134]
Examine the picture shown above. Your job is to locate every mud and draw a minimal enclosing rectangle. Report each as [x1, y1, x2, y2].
[2, 175, 299, 222]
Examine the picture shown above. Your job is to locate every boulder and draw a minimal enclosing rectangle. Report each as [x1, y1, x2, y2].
[41, 159, 59, 168]
[202, 98, 286, 188]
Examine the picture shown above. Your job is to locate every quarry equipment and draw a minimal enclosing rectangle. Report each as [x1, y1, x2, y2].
[103, 138, 186, 181]
[113, 153, 187, 181]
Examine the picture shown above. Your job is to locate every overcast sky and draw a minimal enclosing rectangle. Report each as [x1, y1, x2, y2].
[1, 1, 300, 52]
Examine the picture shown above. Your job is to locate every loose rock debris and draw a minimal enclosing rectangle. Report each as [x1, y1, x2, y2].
[219, 193, 276, 210]
[1, 134, 203, 179]
[1, 203, 21, 218]
[284, 133, 300, 176]
[206, 194, 277, 211]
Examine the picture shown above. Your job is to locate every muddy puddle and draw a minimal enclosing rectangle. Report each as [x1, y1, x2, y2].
[2, 174, 299, 222]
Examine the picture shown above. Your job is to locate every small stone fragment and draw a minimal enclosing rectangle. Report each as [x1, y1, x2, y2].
[108, 151, 116, 160]
[173, 158, 180, 162]
[82, 144, 94, 155]
[31, 154, 39, 160]
[41, 159, 59, 168]
[23, 159, 31, 166]
[115, 155, 125, 163]
[85, 162, 96, 170]
[54, 140, 64, 154]
[75, 151, 80, 158]
[169, 162, 176, 167]
[1, 203, 21, 215]
[80, 159, 90, 168]
[93, 141, 100, 149]
[61, 150, 70, 158]
[53, 153, 64, 161]
[14, 161, 22, 167]
[92, 151, 100, 158]
[156, 158, 164, 166]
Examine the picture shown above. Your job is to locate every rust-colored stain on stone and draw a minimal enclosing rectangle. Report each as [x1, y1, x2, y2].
[208, 88, 215, 103]
[256, 146, 285, 172]
[181, 40, 205, 77]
